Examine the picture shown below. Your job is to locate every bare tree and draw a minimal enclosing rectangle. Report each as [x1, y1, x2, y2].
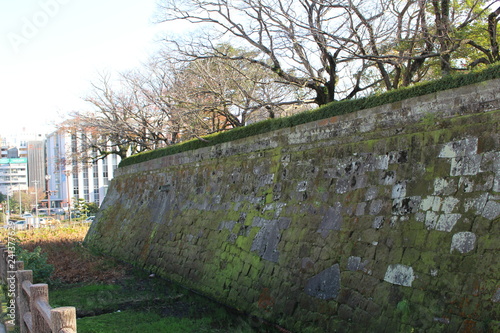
[68, 0, 497, 160]
[70, 72, 172, 161]
[157, 0, 380, 105]
[168, 44, 306, 126]
[157, 0, 499, 106]
[350, 0, 500, 85]
[136, 46, 306, 142]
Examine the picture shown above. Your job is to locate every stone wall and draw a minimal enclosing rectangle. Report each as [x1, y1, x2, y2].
[85, 79, 500, 332]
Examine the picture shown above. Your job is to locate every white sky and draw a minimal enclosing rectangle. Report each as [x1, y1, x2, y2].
[0, 0, 176, 136]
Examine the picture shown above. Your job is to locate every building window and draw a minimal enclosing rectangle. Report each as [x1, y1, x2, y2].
[71, 134, 78, 153]
[94, 188, 99, 204]
[112, 155, 118, 171]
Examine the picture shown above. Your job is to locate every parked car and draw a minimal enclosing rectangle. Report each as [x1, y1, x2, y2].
[14, 220, 27, 230]
[21, 213, 33, 218]
[84, 216, 95, 223]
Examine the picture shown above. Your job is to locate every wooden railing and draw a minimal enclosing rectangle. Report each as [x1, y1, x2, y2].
[0, 244, 77, 333]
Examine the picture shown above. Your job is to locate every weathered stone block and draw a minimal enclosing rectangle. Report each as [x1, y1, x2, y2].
[304, 264, 341, 300]
[384, 264, 415, 287]
[450, 155, 483, 176]
[481, 200, 500, 220]
[401, 248, 421, 265]
[450, 232, 477, 254]
[439, 137, 479, 158]
[317, 203, 343, 237]
[337, 303, 354, 322]
[435, 213, 462, 232]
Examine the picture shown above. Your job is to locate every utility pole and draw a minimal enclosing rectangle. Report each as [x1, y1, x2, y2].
[6, 162, 10, 222]
[64, 169, 72, 223]
[45, 175, 53, 216]
[18, 183, 22, 214]
[6, 187, 10, 223]
[32, 180, 39, 228]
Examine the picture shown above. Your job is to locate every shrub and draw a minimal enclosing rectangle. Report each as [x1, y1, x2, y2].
[14, 243, 54, 283]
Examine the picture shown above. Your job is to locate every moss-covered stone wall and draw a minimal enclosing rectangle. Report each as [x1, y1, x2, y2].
[85, 79, 500, 332]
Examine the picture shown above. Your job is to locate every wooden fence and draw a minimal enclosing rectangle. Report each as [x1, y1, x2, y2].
[0, 243, 77, 333]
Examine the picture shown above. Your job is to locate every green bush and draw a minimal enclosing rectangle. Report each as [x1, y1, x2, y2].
[15, 244, 54, 283]
[119, 63, 500, 168]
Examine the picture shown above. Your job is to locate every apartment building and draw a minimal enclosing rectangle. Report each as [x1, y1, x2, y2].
[45, 129, 120, 210]
[0, 157, 28, 196]
[0, 131, 45, 196]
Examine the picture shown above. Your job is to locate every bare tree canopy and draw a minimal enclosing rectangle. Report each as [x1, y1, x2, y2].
[63, 71, 172, 161]
[157, 0, 500, 102]
[159, 44, 310, 126]
[62, 0, 499, 161]
[66, 46, 302, 161]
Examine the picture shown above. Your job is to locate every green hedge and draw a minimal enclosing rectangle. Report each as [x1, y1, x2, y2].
[119, 63, 500, 168]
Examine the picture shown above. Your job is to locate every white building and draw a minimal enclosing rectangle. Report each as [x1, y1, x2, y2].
[0, 157, 28, 196]
[45, 130, 120, 210]
[1, 131, 46, 191]
[1, 131, 45, 159]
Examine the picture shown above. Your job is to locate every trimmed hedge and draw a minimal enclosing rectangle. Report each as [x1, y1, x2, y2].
[119, 63, 500, 168]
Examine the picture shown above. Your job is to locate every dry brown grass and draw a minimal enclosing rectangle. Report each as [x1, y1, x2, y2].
[1, 224, 127, 284]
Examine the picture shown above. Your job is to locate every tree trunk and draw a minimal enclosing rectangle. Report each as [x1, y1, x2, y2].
[488, 6, 500, 62]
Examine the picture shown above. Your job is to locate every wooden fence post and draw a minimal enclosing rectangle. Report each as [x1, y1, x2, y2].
[4, 270, 16, 329]
[2, 245, 77, 332]
[16, 270, 33, 333]
[7, 260, 25, 328]
[0, 245, 4, 283]
[30, 284, 52, 333]
[0, 246, 8, 283]
[16, 261, 25, 271]
[14, 261, 24, 328]
[51, 307, 77, 333]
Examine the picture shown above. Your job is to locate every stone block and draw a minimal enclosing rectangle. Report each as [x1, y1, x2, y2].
[374, 242, 390, 263]
[392, 181, 407, 199]
[481, 200, 500, 220]
[365, 186, 379, 201]
[380, 170, 397, 185]
[369, 199, 385, 215]
[450, 232, 477, 254]
[439, 137, 478, 158]
[355, 202, 366, 216]
[337, 304, 354, 322]
[304, 264, 341, 300]
[384, 264, 415, 287]
[401, 248, 421, 265]
[346, 256, 362, 271]
[372, 216, 385, 229]
[317, 203, 343, 237]
[435, 213, 461, 232]
[387, 247, 404, 263]
[360, 228, 380, 244]
[358, 275, 379, 296]
[364, 299, 382, 317]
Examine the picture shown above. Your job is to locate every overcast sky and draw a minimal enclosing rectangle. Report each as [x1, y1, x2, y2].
[0, 0, 177, 136]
